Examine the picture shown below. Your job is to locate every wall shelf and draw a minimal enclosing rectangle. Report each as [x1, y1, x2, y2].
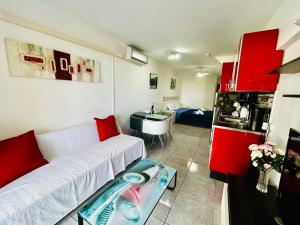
[270, 56, 300, 74]
[282, 94, 300, 98]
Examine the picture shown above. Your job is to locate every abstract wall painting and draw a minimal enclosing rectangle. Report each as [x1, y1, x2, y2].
[170, 77, 176, 90]
[5, 38, 101, 83]
[149, 73, 158, 89]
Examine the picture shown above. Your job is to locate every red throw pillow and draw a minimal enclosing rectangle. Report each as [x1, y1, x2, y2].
[0, 130, 48, 188]
[94, 115, 120, 141]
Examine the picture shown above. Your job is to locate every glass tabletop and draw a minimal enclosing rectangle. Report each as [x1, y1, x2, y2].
[78, 159, 176, 225]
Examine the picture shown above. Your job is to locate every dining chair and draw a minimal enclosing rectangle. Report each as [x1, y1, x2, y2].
[130, 115, 143, 137]
[142, 119, 169, 148]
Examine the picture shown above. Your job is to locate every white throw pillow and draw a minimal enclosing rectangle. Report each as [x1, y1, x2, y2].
[174, 102, 181, 109]
[167, 103, 176, 111]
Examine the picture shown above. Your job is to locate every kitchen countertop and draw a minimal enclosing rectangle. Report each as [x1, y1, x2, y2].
[213, 124, 264, 135]
[227, 174, 278, 225]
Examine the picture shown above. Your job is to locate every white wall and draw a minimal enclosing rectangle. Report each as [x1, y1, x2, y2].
[269, 39, 300, 149]
[114, 57, 180, 133]
[0, 1, 180, 139]
[0, 0, 126, 57]
[266, 0, 300, 29]
[180, 74, 218, 110]
[264, 0, 300, 186]
[266, 0, 300, 149]
[0, 20, 114, 140]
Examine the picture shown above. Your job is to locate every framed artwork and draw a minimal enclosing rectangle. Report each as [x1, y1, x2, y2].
[149, 73, 158, 89]
[170, 78, 176, 90]
[5, 38, 101, 83]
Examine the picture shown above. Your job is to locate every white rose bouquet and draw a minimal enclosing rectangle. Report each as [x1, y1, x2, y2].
[249, 142, 285, 173]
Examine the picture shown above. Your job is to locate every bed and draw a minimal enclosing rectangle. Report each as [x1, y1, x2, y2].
[162, 96, 213, 128]
[175, 108, 213, 128]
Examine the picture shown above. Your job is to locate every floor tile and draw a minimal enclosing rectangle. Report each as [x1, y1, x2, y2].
[215, 181, 224, 193]
[152, 190, 177, 221]
[173, 170, 187, 193]
[148, 150, 172, 163]
[166, 194, 213, 225]
[152, 202, 171, 222]
[56, 216, 77, 225]
[213, 208, 221, 225]
[179, 175, 215, 207]
[213, 188, 223, 209]
[193, 151, 210, 166]
[165, 156, 192, 173]
[172, 148, 196, 161]
[70, 210, 78, 221]
[197, 143, 210, 153]
[145, 215, 164, 225]
[200, 137, 211, 147]
[186, 162, 215, 184]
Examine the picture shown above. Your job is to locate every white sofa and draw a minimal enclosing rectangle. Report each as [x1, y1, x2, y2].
[0, 121, 146, 225]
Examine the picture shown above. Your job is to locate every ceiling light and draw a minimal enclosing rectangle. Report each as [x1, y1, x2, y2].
[168, 51, 181, 60]
[196, 72, 208, 78]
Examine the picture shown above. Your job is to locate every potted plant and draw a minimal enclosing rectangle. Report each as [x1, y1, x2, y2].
[249, 142, 285, 193]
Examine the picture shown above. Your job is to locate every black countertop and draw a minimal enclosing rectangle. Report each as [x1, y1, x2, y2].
[228, 174, 279, 225]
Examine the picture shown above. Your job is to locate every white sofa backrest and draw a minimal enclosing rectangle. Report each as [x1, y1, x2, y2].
[36, 121, 99, 161]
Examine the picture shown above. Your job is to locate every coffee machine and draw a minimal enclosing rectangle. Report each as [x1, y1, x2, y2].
[214, 92, 273, 132]
[249, 93, 273, 132]
[249, 107, 270, 132]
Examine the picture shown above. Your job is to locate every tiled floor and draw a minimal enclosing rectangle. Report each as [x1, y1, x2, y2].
[57, 124, 223, 225]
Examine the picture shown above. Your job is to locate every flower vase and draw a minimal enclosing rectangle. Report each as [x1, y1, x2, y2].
[256, 169, 271, 193]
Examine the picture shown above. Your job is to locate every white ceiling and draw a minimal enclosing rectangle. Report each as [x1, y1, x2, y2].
[44, 0, 283, 74]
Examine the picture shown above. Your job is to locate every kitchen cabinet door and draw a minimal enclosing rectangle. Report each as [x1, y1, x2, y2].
[209, 127, 263, 176]
[220, 62, 234, 92]
[235, 29, 283, 91]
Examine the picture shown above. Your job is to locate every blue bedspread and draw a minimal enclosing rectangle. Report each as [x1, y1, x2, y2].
[175, 108, 213, 128]
[175, 108, 190, 119]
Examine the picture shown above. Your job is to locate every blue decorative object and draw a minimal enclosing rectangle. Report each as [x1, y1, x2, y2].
[123, 173, 145, 184]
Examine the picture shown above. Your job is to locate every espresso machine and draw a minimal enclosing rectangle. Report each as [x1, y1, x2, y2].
[214, 92, 274, 132]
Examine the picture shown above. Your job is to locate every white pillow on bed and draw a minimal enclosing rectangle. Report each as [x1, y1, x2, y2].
[167, 103, 176, 111]
[174, 102, 181, 110]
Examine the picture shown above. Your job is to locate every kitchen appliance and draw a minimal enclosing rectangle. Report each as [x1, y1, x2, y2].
[240, 106, 250, 120]
[249, 107, 270, 132]
[214, 92, 273, 132]
[257, 93, 274, 108]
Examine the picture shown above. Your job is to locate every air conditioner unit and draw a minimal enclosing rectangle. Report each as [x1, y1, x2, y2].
[126, 46, 148, 65]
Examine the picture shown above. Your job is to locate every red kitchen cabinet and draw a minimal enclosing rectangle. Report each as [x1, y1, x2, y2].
[209, 127, 263, 176]
[235, 29, 283, 92]
[220, 62, 234, 92]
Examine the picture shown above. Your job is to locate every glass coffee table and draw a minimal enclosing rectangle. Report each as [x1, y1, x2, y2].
[78, 159, 177, 225]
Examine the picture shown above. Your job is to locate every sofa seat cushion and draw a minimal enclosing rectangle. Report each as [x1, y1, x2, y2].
[0, 148, 114, 225]
[76, 134, 146, 175]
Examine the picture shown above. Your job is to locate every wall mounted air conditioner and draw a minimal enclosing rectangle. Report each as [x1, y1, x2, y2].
[126, 46, 148, 65]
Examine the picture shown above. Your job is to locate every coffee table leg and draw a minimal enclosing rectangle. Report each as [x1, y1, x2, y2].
[167, 171, 177, 190]
[78, 213, 84, 225]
